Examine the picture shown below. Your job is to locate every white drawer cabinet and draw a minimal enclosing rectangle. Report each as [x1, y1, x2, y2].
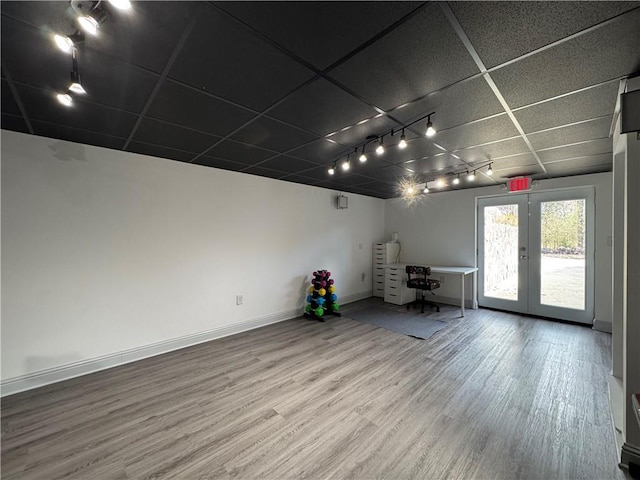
[383, 266, 415, 305]
[372, 243, 400, 297]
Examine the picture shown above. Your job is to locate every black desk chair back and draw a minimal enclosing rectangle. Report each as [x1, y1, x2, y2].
[406, 265, 441, 313]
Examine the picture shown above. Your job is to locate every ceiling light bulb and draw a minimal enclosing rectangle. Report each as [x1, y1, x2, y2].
[359, 152, 367, 163]
[108, 0, 132, 10]
[398, 135, 407, 150]
[487, 164, 493, 176]
[342, 160, 350, 171]
[468, 171, 476, 181]
[453, 176, 460, 185]
[328, 166, 335, 175]
[57, 93, 73, 107]
[69, 71, 86, 94]
[54, 34, 74, 53]
[423, 187, 429, 193]
[407, 186, 414, 195]
[436, 178, 445, 188]
[78, 15, 99, 35]
[376, 144, 384, 155]
[426, 120, 436, 138]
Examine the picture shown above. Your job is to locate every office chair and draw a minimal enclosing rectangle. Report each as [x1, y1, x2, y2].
[405, 265, 441, 313]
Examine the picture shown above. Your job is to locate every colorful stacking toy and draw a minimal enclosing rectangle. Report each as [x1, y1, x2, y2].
[303, 270, 341, 321]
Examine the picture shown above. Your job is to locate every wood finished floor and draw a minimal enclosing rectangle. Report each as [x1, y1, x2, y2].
[1, 299, 624, 480]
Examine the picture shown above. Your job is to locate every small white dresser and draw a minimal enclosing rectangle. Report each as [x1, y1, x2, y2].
[372, 242, 401, 298]
[383, 264, 416, 305]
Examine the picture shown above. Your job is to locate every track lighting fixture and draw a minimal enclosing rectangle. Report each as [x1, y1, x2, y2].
[57, 93, 73, 106]
[68, 48, 86, 94]
[487, 163, 494, 176]
[328, 162, 336, 175]
[467, 170, 476, 181]
[452, 174, 460, 185]
[423, 187, 429, 193]
[436, 178, 445, 188]
[341, 157, 350, 171]
[376, 137, 385, 155]
[398, 129, 407, 150]
[426, 115, 436, 138]
[359, 146, 367, 163]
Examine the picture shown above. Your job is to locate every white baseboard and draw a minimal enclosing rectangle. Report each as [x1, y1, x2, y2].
[1, 293, 374, 398]
[593, 319, 613, 333]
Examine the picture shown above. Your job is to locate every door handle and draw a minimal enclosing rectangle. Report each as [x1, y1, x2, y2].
[519, 255, 528, 260]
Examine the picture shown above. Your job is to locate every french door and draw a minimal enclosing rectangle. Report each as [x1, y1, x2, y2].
[477, 188, 594, 324]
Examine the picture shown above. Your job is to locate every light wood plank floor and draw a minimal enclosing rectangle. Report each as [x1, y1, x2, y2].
[2, 299, 624, 479]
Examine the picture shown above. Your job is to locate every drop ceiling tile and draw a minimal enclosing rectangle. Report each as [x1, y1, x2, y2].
[327, 173, 375, 187]
[454, 137, 530, 163]
[492, 153, 539, 170]
[195, 156, 248, 172]
[287, 138, 347, 163]
[329, 3, 479, 110]
[528, 116, 612, 150]
[132, 118, 220, 154]
[146, 80, 255, 137]
[545, 157, 613, 176]
[242, 165, 287, 179]
[230, 116, 318, 152]
[204, 138, 276, 165]
[15, 84, 138, 138]
[537, 138, 612, 162]
[31, 120, 126, 150]
[168, 5, 315, 111]
[326, 114, 397, 147]
[513, 81, 619, 133]
[2, 113, 30, 133]
[435, 115, 521, 151]
[215, 1, 421, 70]
[450, 1, 639, 68]
[256, 155, 319, 173]
[491, 8, 640, 108]
[544, 153, 613, 168]
[267, 78, 379, 136]
[126, 141, 195, 163]
[278, 174, 323, 187]
[390, 76, 506, 131]
[358, 164, 415, 182]
[1, 79, 21, 116]
[403, 154, 463, 176]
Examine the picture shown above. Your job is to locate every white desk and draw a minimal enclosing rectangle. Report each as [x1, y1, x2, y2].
[383, 264, 478, 317]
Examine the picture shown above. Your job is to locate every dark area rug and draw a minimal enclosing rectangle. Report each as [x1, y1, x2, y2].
[347, 307, 449, 340]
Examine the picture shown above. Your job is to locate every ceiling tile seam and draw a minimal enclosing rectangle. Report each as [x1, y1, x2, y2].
[484, 6, 640, 76]
[535, 138, 613, 153]
[441, 2, 548, 177]
[526, 114, 614, 136]
[125, 138, 202, 156]
[511, 77, 625, 113]
[122, 15, 198, 150]
[1, 60, 34, 134]
[20, 117, 128, 143]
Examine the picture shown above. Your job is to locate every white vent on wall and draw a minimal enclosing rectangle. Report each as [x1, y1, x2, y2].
[336, 194, 348, 209]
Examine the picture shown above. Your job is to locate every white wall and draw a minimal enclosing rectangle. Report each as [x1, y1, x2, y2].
[1, 130, 385, 386]
[384, 173, 613, 324]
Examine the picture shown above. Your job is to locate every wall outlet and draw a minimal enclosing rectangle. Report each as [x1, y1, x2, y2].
[236, 294, 243, 305]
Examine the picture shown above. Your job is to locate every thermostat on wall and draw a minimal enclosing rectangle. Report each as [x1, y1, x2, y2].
[337, 194, 348, 209]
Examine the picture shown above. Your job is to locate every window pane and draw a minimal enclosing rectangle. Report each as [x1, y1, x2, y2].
[483, 204, 519, 300]
[540, 199, 586, 310]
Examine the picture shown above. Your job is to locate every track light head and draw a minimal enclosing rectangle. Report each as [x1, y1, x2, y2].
[73, 1, 108, 35]
[68, 70, 86, 94]
[436, 178, 445, 188]
[57, 93, 73, 106]
[426, 115, 436, 138]
[108, 0, 132, 10]
[341, 159, 350, 171]
[359, 149, 367, 163]
[423, 187, 429, 193]
[53, 31, 84, 53]
[398, 130, 407, 150]
[452, 174, 460, 185]
[487, 163, 494, 176]
[328, 166, 335, 175]
[467, 170, 476, 181]
[376, 137, 385, 155]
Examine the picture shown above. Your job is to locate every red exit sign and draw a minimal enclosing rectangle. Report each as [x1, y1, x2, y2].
[508, 176, 531, 192]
